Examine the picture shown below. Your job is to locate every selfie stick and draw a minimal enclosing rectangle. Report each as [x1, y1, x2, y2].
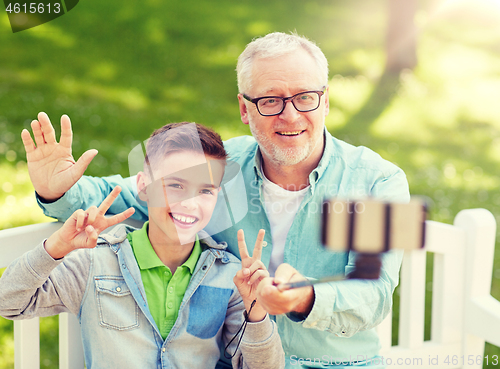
[276, 198, 427, 291]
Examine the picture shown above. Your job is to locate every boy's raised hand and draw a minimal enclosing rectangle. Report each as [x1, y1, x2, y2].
[45, 187, 135, 259]
[21, 112, 98, 201]
[233, 229, 268, 322]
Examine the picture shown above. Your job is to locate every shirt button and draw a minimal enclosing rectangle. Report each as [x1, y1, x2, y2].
[162, 348, 166, 352]
[168, 287, 174, 294]
[116, 287, 121, 292]
[167, 302, 173, 309]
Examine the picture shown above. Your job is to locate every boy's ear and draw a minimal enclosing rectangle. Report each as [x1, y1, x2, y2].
[137, 172, 148, 201]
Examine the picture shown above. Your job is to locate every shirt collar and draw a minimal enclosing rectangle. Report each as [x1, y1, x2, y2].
[253, 147, 265, 181]
[129, 221, 201, 273]
[182, 236, 202, 274]
[309, 128, 333, 184]
[251, 127, 333, 185]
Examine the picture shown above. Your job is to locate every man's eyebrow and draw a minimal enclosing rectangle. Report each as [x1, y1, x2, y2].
[260, 87, 316, 96]
[260, 88, 280, 96]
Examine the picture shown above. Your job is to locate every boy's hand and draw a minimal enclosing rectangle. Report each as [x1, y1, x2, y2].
[21, 112, 98, 201]
[233, 229, 268, 322]
[45, 187, 135, 259]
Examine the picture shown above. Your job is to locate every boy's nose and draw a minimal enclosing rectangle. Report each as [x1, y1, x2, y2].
[179, 196, 198, 209]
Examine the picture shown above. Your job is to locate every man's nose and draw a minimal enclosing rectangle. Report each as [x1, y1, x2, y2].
[278, 99, 301, 122]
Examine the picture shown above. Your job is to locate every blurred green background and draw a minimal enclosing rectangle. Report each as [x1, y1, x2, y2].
[1, 0, 500, 368]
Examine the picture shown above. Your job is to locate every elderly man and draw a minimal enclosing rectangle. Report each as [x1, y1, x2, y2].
[26, 32, 408, 368]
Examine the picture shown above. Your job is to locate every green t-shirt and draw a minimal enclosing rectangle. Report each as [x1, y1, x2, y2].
[127, 222, 201, 340]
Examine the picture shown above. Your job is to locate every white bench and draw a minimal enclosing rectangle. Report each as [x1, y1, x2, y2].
[376, 208, 500, 368]
[1, 209, 499, 368]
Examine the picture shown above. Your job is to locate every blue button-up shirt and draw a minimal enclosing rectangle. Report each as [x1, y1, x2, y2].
[38, 129, 409, 368]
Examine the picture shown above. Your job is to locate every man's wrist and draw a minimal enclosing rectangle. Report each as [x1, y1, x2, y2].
[36, 191, 64, 203]
[292, 286, 315, 316]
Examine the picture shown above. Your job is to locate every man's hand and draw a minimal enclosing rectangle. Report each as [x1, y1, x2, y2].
[256, 263, 315, 316]
[233, 229, 269, 322]
[22, 112, 98, 201]
[45, 187, 135, 259]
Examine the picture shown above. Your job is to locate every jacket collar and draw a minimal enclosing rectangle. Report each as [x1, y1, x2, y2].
[99, 225, 229, 260]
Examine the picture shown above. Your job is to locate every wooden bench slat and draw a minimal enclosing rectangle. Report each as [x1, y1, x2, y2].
[14, 318, 40, 369]
[398, 249, 427, 349]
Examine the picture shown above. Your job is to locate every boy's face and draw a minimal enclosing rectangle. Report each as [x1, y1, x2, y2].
[137, 151, 224, 246]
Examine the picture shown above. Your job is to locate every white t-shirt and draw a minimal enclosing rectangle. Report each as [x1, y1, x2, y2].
[261, 172, 309, 276]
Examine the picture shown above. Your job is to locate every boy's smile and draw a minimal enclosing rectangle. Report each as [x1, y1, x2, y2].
[170, 213, 198, 226]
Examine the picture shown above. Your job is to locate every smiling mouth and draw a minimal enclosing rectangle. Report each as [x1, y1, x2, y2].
[170, 213, 199, 226]
[276, 130, 305, 136]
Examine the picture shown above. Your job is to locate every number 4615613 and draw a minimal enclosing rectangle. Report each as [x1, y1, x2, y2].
[5, 2, 61, 14]
[444, 355, 498, 366]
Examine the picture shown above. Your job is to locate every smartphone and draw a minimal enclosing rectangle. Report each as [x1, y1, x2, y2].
[321, 198, 427, 253]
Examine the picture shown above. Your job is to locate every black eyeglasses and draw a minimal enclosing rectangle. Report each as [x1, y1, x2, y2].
[242, 87, 326, 117]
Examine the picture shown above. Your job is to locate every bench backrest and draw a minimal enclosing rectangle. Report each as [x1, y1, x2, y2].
[376, 208, 500, 368]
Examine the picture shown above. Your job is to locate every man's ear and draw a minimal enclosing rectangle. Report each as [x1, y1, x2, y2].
[323, 86, 330, 117]
[237, 94, 250, 125]
[137, 172, 148, 202]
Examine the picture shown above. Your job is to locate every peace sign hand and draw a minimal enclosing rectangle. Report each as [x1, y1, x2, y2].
[233, 229, 268, 322]
[45, 187, 135, 259]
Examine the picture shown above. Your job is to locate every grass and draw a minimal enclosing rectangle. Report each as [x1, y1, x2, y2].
[1, 0, 500, 367]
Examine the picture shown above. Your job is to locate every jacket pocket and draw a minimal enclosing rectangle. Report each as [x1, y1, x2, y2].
[187, 285, 233, 339]
[95, 277, 139, 331]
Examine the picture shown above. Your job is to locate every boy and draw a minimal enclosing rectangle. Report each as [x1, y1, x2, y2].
[0, 122, 284, 369]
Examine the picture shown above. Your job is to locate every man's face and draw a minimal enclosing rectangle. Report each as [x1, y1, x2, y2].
[238, 48, 329, 168]
[138, 151, 223, 245]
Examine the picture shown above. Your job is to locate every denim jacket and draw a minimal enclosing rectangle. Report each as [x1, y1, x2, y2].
[0, 225, 284, 369]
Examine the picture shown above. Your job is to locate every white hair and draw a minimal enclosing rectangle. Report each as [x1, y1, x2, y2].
[236, 32, 329, 93]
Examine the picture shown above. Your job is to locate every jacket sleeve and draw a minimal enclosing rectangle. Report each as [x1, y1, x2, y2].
[0, 242, 91, 319]
[290, 168, 410, 337]
[223, 290, 285, 369]
[36, 175, 148, 222]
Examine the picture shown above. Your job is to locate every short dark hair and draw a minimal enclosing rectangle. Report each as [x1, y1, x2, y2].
[144, 122, 227, 171]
